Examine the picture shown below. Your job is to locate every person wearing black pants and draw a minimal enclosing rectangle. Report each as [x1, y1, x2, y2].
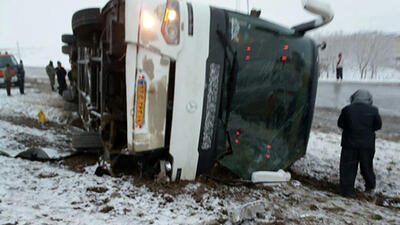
[339, 147, 376, 196]
[17, 60, 25, 94]
[338, 89, 382, 197]
[336, 53, 343, 81]
[55, 61, 67, 96]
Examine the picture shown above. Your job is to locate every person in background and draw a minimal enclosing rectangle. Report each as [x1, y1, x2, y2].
[17, 60, 25, 94]
[336, 53, 343, 81]
[3, 64, 12, 96]
[55, 61, 67, 96]
[45, 61, 56, 91]
[337, 89, 382, 197]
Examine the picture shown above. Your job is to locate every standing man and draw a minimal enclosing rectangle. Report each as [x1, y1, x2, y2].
[55, 61, 67, 95]
[45, 61, 56, 91]
[337, 89, 382, 197]
[3, 64, 12, 96]
[336, 53, 343, 81]
[17, 60, 25, 94]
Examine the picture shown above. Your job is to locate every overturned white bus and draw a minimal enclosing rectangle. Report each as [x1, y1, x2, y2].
[61, 0, 333, 181]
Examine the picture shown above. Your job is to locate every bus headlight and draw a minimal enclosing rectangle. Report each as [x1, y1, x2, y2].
[162, 0, 180, 45]
[142, 13, 156, 30]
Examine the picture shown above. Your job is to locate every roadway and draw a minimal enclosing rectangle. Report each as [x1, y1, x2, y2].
[316, 80, 400, 116]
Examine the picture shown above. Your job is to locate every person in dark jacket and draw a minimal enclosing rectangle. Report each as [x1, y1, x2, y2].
[17, 60, 25, 94]
[55, 61, 67, 95]
[3, 64, 12, 96]
[337, 89, 382, 197]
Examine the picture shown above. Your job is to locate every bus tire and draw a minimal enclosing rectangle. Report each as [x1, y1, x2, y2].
[62, 45, 72, 55]
[72, 8, 102, 46]
[62, 34, 76, 45]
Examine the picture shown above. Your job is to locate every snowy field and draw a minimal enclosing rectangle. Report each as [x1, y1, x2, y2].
[1, 156, 399, 225]
[0, 68, 74, 123]
[319, 68, 400, 82]
[0, 68, 399, 224]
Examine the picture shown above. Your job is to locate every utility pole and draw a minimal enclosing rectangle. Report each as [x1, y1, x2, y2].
[16, 41, 21, 60]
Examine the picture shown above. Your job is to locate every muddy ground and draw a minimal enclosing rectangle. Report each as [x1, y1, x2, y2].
[64, 109, 400, 214]
[1, 73, 399, 224]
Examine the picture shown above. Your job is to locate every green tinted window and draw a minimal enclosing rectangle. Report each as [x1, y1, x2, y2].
[217, 12, 317, 179]
[227, 12, 313, 128]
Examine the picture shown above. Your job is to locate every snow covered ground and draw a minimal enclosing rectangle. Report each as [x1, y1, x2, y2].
[0, 70, 77, 158]
[0, 68, 399, 224]
[0, 69, 74, 123]
[1, 155, 399, 225]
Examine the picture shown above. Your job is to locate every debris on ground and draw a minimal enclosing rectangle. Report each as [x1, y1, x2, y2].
[15, 147, 50, 161]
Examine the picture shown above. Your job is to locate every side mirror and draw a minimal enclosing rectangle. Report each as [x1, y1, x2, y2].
[303, 0, 334, 26]
[292, 0, 334, 35]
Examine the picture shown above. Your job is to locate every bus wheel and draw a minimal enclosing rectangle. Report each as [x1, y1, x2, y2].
[72, 8, 102, 47]
[61, 34, 76, 45]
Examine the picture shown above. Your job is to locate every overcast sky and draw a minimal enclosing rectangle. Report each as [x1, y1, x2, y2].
[0, 0, 399, 66]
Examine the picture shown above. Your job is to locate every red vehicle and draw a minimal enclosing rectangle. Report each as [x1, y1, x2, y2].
[0, 52, 19, 86]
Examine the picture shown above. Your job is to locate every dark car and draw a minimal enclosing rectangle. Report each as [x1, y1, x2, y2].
[0, 53, 19, 86]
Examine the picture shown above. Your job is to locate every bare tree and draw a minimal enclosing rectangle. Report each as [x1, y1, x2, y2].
[313, 31, 398, 80]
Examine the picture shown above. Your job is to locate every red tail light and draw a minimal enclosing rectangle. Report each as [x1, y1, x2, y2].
[0, 69, 15, 77]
